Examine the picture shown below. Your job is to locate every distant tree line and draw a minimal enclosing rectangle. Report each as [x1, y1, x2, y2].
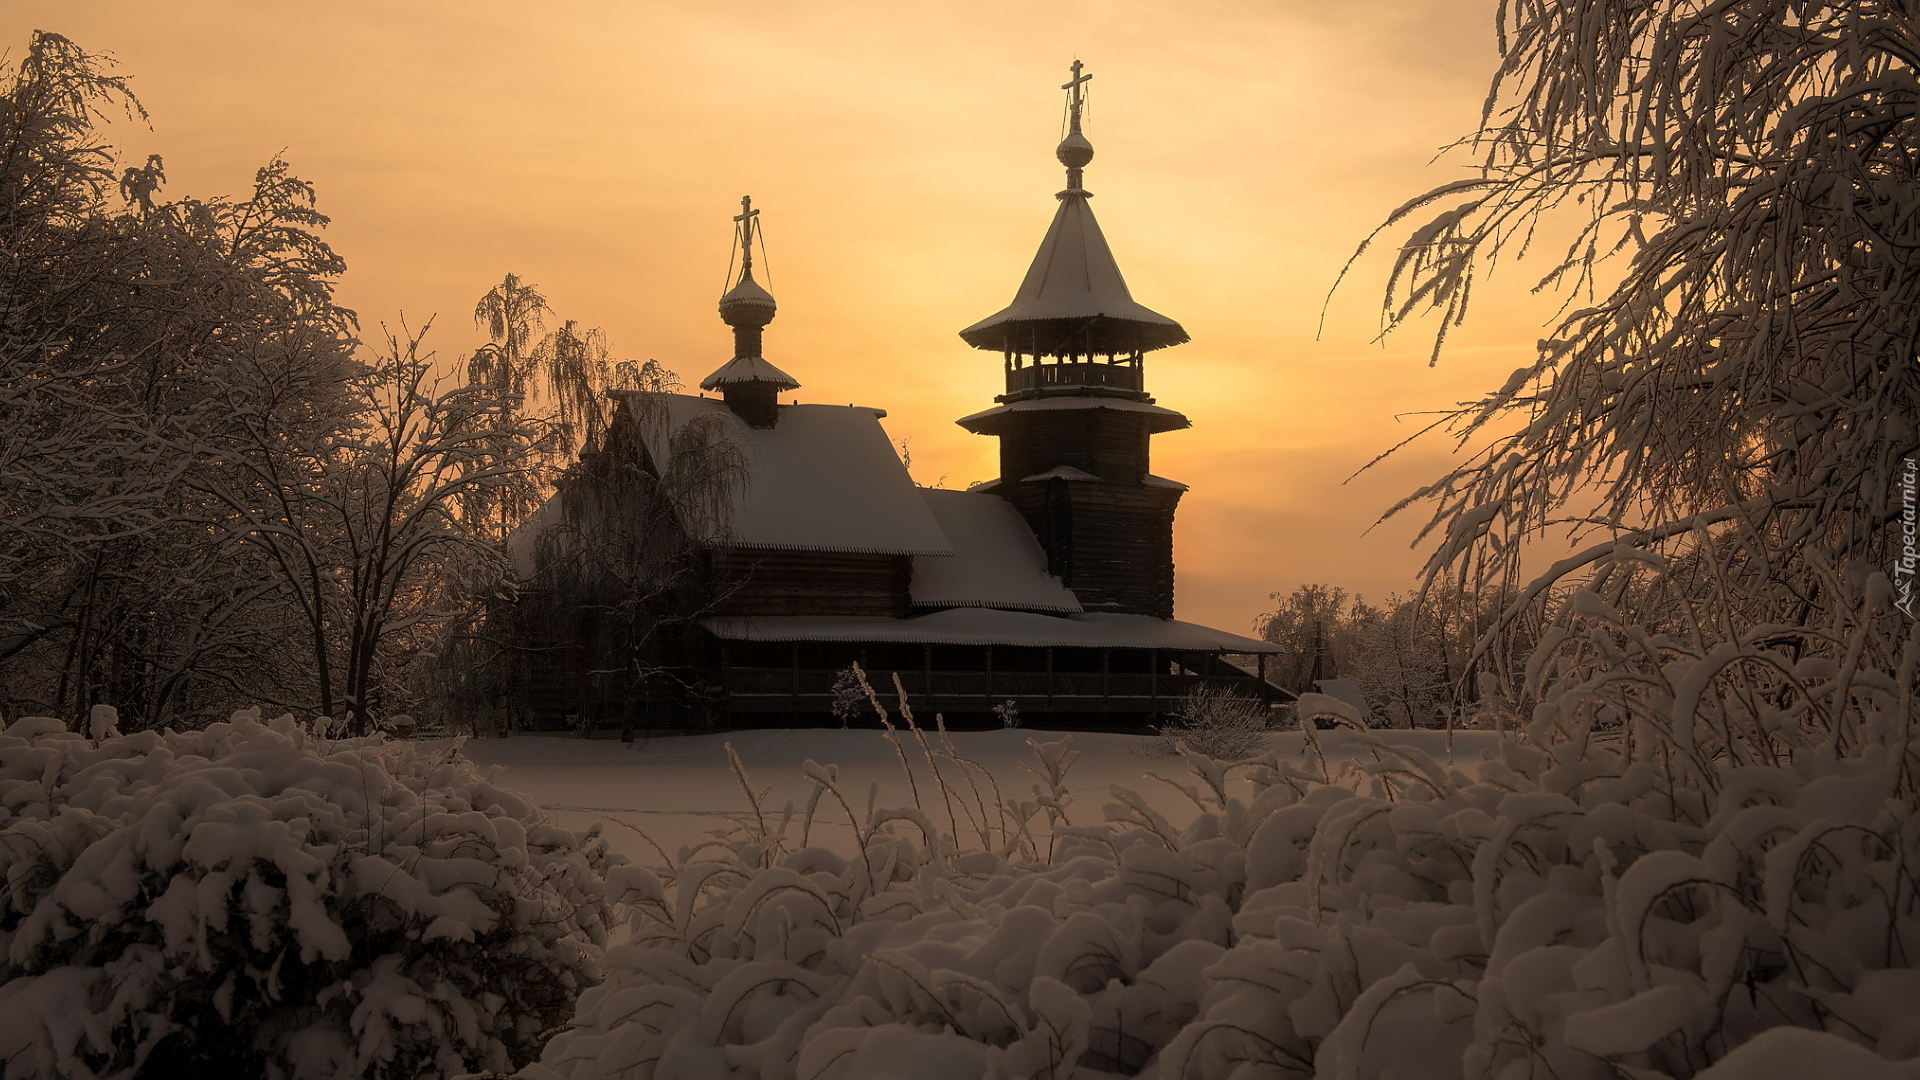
[1255, 580, 1551, 727]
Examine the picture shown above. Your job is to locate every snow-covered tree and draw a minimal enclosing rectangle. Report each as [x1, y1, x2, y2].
[1254, 583, 1360, 693]
[0, 32, 360, 728]
[1356, 0, 1918, 745]
[1347, 594, 1450, 727]
[463, 275, 625, 540]
[197, 325, 542, 734]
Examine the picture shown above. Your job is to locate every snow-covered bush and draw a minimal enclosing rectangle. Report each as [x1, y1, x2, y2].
[1155, 686, 1270, 762]
[526, 599, 1918, 1079]
[0, 708, 618, 1079]
[829, 668, 866, 728]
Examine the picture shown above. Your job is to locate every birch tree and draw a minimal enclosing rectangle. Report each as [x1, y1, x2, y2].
[514, 369, 747, 729]
[463, 276, 617, 538]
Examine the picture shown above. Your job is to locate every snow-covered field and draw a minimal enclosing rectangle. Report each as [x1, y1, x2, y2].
[456, 727, 1500, 868]
[9, 711, 1916, 1079]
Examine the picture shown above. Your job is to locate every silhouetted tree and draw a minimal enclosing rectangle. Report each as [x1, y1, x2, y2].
[0, 32, 359, 726]
[1357, 0, 1916, 755]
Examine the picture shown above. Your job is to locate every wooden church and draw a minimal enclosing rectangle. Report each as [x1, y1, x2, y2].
[505, 65, 1284, 731]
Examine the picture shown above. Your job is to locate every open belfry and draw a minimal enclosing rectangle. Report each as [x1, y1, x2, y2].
[507, 65, 1284, 730]
[957, 60, 1190, 618]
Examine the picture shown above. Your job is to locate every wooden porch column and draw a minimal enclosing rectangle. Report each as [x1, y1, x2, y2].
[1149, 649, 1159, 714]
[718, 639, 732, 728]
[1101, 649, 1111, 722]
[984, 644, 994, 712]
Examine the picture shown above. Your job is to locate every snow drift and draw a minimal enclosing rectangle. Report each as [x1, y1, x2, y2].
[528, 687, 1920, 1078]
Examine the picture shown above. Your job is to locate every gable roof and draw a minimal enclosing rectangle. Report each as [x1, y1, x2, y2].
[626, 393, 953, 557]
[910, 489, 1081, 613]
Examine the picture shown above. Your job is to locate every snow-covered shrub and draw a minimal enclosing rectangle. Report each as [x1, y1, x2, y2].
[527, 602, 1919, 1079]
[0, 708, 618, 1079]
[828, 667, 866, 728]
[1156, 685, 1271, 762]
[994, 700, 1022, 729]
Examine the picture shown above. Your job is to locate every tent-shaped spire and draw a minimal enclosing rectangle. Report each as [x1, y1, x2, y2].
[959, 62, 1188, 358]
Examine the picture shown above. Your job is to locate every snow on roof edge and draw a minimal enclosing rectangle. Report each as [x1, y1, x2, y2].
[723, 541, 956, 558]
[909, 597, 1083, 615]
[702, 610, 1281, 652]
[1024, 466, 1100, 482]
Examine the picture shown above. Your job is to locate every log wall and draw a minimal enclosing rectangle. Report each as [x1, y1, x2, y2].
[1005, 477, 1181, 617]
[998, 409, 1151, 484]
[707, 549, 913, 617]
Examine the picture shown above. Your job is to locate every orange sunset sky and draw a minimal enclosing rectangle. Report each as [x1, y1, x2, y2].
[4, 0, 1575, 637]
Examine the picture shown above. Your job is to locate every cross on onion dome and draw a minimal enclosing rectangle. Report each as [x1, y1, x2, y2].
[1057, 61, 1095, 191]
[732, 195, 761, 282]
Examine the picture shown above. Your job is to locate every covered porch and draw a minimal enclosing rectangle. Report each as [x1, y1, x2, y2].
[702, 609, 1290, 729]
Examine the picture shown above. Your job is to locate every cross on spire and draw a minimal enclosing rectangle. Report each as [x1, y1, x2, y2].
[1062, 60, 1092, 134]
[733, 194, 760, 280]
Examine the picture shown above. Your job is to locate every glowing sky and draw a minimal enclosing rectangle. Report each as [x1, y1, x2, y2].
[5, 0, 1574, 635]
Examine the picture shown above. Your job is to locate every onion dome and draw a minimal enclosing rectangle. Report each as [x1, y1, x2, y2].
[701, 196, 796, 428]
[718, 271, 777, 332]
[702, 195, 792, 374]
[1056, 130, 1094, 169]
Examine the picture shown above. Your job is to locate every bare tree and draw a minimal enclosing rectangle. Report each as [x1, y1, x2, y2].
[199, 324, 540, 732]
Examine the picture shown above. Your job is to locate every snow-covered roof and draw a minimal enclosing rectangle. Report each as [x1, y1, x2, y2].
[632, 394, 954, 556]
[699, 355, 800, 391]
[1023, 466, 1099, 483]
[718, 273, 776, 312]
[1143, 474, 1188, 491]
[955, 395, 1190, 435]
[958, 194, 1188, 356]
[702, 609, 1281, 652]
[910, 490, 1081, 613]
[503, 500, 555, 579]
[1314, 679, 1370, 715]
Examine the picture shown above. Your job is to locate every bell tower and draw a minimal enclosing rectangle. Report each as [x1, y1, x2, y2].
[956, 63, 1190, 617]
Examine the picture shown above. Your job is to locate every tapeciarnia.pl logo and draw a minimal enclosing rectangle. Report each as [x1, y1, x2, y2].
[1897, 456, 1917, 619]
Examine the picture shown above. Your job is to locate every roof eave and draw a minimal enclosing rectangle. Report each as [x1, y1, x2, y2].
[957, 314, 1190, 355]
